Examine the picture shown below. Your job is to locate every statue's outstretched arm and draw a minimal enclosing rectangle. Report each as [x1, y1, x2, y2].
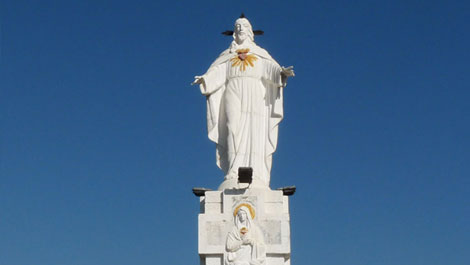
[280, 66, 294, 87]
[191, 75, 204, 86]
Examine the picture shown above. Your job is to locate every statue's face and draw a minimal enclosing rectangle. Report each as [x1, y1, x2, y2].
[238, 210, 247, 222]
[235, 20, 250, 42]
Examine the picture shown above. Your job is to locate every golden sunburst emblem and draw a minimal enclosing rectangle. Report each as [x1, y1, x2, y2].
[230, 48, 258, 72]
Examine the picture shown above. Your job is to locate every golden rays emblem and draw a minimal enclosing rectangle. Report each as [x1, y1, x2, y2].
[230, 48, 258, 72]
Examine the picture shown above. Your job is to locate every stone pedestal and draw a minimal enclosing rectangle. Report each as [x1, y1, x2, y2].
[198, 188, 291, 265]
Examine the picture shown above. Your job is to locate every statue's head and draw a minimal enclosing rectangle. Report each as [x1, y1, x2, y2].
[237, 208, 248, 222]
[234, 17, 254, 44]
[234, 204, 255, 229]
[233, 203, 255, 220]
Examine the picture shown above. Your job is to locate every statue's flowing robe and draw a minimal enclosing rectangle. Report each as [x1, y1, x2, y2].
[199, 43, 285, 186]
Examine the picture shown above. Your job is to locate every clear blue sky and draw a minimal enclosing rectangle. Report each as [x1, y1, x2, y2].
[1, 1, 469, 264]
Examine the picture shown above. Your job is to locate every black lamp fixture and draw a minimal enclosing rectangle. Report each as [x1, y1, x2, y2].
[221, 13, 264, 36]
[192, 187, 212, 197]
[277, 186, 296, 196]
[238, 167, 253, 184]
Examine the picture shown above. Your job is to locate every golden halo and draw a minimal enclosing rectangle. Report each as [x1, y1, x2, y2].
[233, 203, 256, 219]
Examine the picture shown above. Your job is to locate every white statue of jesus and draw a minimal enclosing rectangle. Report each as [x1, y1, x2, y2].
[193, 15, 294, 190]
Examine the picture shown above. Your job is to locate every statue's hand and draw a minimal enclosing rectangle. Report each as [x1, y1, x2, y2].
[191, 75, 204, 86]
[281, 66, 295, 77]
[243, 238, 255, 245]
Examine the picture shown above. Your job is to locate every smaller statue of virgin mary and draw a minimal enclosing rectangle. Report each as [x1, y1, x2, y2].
[225, 204, 266, 265]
